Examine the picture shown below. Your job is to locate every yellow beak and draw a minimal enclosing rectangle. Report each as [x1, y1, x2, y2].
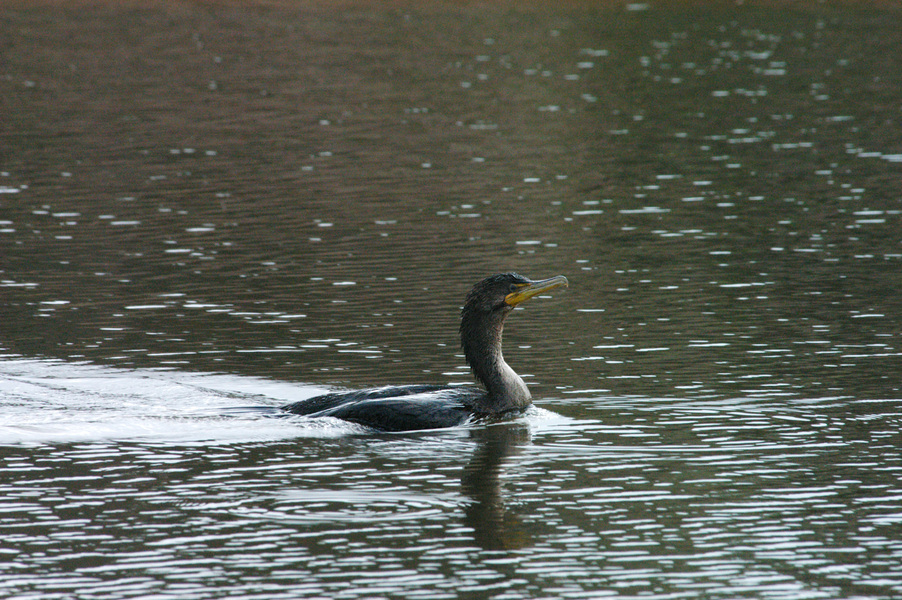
[504, 275, 569, 307]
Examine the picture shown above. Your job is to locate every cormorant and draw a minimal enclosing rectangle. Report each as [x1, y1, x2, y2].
[282, 272, 568, 432]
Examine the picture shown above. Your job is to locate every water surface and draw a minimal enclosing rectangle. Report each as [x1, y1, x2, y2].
[1, 1, 901, 598]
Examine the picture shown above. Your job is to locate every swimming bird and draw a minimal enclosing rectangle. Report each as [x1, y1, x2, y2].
[282, 273, 568, 431]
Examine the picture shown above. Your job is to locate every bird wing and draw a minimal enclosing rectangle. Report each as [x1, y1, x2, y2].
[307, 388, 483, 432]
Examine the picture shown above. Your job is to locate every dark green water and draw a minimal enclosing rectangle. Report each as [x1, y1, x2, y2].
[1, 2, 900, 598]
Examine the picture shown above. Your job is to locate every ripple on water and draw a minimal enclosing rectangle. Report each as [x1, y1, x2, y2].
[2, 2, 902, 598]
[1, 361, 901, 598]
[0, 359, 346, 444]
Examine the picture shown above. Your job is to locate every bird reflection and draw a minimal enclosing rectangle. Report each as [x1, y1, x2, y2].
[461, 421, 533, 550]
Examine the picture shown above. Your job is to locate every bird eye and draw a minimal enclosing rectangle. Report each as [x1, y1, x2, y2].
[509, 283, 519, 292]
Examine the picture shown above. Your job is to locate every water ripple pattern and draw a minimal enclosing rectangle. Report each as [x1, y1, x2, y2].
[0, 360, 900, 599]
[1, 1, 901, 599]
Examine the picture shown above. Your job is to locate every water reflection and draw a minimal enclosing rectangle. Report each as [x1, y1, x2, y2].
[1, 360, 901, 598]
[2, 0, 900, 401]
[461, 423, 533, 550]
[2, 0, 902, 598]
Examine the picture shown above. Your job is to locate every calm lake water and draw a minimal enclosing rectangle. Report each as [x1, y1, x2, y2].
[2, 1, 901, 598]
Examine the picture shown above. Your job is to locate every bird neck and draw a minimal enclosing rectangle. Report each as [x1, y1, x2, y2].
[460, 309, 531, 413]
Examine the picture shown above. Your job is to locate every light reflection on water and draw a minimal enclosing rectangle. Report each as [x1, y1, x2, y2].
[1, 360, 901, 599]
[2, 1, 902, 598]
